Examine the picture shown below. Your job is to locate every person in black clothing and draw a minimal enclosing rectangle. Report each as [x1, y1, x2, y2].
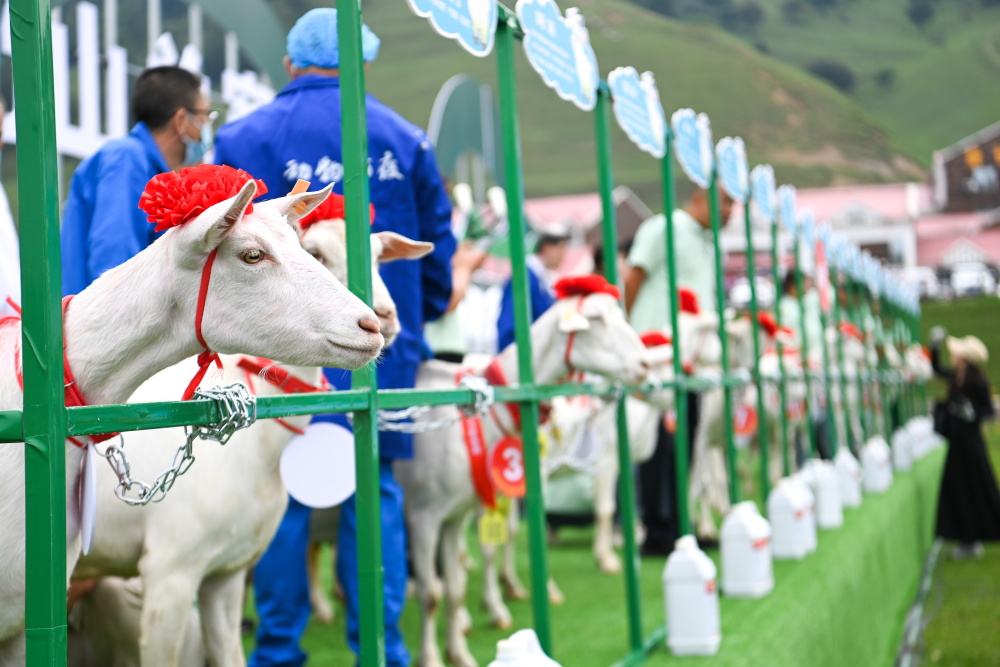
[929, 326, 1000, 559]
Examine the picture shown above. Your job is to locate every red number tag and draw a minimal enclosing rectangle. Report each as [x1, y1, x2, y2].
[663, 410, 677, 434]
[734, 404, 758, 437]
[491, 436, 526, 498]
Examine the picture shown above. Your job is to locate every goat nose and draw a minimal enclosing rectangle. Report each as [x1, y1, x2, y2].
[375, 307, 396, 321]
[358, 314, 381, 335]
[641, 359, 652, 371]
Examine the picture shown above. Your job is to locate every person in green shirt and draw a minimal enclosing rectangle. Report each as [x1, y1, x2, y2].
[622, 188, 734, 554]
[624, 188, 734, 331]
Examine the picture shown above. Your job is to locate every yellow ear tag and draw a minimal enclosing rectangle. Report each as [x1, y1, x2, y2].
[538, 429, 549, 459]
[290, 179, 311, 215]
[478, 509, 508, 546]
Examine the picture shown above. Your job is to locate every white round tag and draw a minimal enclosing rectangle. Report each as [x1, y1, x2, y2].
[81, 442, 99, 556]
[280, 422, 356, 508]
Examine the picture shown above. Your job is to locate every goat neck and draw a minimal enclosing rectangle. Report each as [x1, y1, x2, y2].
[64, 240, 205, 407]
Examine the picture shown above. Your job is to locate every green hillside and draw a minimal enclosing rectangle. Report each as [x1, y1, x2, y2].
[680, 0, 1000, 164]
[268, 0, 922, 202]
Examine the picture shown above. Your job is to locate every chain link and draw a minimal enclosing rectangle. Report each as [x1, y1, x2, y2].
[368, 374, 496, 434]
[96, 383, 257, 506]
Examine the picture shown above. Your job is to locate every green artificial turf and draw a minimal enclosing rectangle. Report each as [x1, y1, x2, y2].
[242, 446, 944, 666]
[920, 422, 1000, 667]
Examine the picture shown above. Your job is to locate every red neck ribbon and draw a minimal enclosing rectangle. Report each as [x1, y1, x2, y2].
[237, 356, 331, 435]
[456, 368, 497, 510]
[62, 296, 117, 448]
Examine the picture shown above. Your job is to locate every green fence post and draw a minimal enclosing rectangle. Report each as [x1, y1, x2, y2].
[793, 234, 818, 459]
[594, 84, 643, 654]
[338, 4, 384, 665]
[709, 176, 739, 503]
[660, 132, 691, 537]
[850, 278, 869, 443]
[832, 268, 852, 453]
[10, 0, 70, 663]
[496, 9, 552, 653]
[742, 199, 769, 502]
[771, 224, 791, 476]
[814, 244, 838, 458]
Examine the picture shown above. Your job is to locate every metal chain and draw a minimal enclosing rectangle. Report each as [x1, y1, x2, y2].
[370, 374, 495, 434]
[96, 383, 257, 506]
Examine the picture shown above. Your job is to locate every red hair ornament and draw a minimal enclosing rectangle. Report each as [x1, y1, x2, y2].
[299, 193, 376, 232]
[639, 331, 673, 348]
[139, 164, 268, 232]
[678, 288, 699, 315]
[553, 275, 621, 301]
[757, 312, 779, 338]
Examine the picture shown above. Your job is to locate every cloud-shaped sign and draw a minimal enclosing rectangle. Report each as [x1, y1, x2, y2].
[516, 0, 599, 111]
[750, 165, 776, 224]
[777, 185, 797, 234]
[817, 223, 836, 262]
[715, 137, 749, 203]
[607, 67, 666, 159]
[406, 0, 498, 57]
[671, 109, 713, 189]
[800, 209, 816, 246]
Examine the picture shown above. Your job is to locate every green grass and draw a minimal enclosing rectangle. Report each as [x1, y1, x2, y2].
[731, 0, 1000, 162]
[264, 0, 921, 203]
[920, 296, 1000, 394]
[921, 422, 1000, 667]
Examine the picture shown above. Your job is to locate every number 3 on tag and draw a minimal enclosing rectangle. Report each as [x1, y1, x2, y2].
[478, 510, 508, 546]
[491, 436, 525, 498]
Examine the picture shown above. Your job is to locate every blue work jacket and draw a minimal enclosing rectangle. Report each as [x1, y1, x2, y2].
[496, 266, 554, 352]
[215, 74, 455, 459]
[60, 122, 169, 295]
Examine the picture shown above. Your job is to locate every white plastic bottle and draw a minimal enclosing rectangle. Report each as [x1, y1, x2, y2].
[488, 629, 562, 667]
[790, 473, 818, 553]
[804, 459, 843, 529]
[663, 535, 721, 656]
[767, 478, 808, 560]
[834, 447, 863, 508]
[720, 501, 774, 598]
[862, 436, 893, 493]
[892, 428, 913, 472]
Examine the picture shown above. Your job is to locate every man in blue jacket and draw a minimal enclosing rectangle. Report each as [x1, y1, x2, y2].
[214, 9, 455, 667]
[495, 228, 568, 351]
[60, 66, 214, 294]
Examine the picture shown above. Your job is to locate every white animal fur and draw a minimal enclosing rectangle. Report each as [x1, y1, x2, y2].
[395, 293, 649, 667]
[0, 182, 382, 662]
[70, 221, 431, 667]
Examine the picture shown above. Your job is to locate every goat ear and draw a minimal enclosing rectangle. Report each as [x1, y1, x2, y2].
[374, 232, 434, 262]
[558, 309, 591, 333]
[185, 179, 258, 254]
[273, 183, 336, 229]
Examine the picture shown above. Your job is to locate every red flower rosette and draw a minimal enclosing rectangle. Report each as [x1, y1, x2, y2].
[756, 311, 779, 338]
[299, 192, 376, 232]
[639, 331, 673, 348]
[553, 274, 621, 301]
[678, 287, 700, 315]
[139, 164, 268, 232]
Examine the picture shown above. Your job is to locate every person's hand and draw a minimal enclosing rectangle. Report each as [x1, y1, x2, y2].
[929, 326, 947, 346]
[452, 241, 487, 275]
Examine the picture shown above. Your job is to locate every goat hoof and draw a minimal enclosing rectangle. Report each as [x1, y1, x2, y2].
[459, 553, 479, 571]
[548, 581, 565, 605]
[311, 595, 335, 624]
[457, 606, 473, 635]
[502, 581, 528, 601]
[598, 553, 622, 575]
[491, 615, 513, 630]
[445, 648, 479, 667]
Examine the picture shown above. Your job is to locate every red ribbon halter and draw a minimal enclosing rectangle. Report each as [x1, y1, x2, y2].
[237, 356, 331, 435]
[183, 248, 224, 401]
[61, 296, 118, 448]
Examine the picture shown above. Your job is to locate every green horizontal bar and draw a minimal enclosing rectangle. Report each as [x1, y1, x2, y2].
[0, 410, 21, 442]
[3, 375, 920, 441]
[609, 625, 666, 667]
[63, 390, 371, 437]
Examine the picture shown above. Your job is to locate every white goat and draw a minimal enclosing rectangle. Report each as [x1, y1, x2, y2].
[0, 181, 383, 663]
[396, 289, 649, 667]
[70, 218, 431, 667]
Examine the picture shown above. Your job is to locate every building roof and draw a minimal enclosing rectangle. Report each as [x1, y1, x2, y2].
[793, 182, 931, 222]
[933, 119, 1000, 163]
[917, 228, 1000, 267]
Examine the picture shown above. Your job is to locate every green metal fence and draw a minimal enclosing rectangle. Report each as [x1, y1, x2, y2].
[1, 1, 925, 666]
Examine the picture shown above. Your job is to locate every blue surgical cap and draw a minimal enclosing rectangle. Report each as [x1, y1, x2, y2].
[287, 8, 381, 69]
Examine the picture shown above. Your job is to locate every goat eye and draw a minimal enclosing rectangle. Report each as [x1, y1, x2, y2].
[242, 249, 263, 264]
